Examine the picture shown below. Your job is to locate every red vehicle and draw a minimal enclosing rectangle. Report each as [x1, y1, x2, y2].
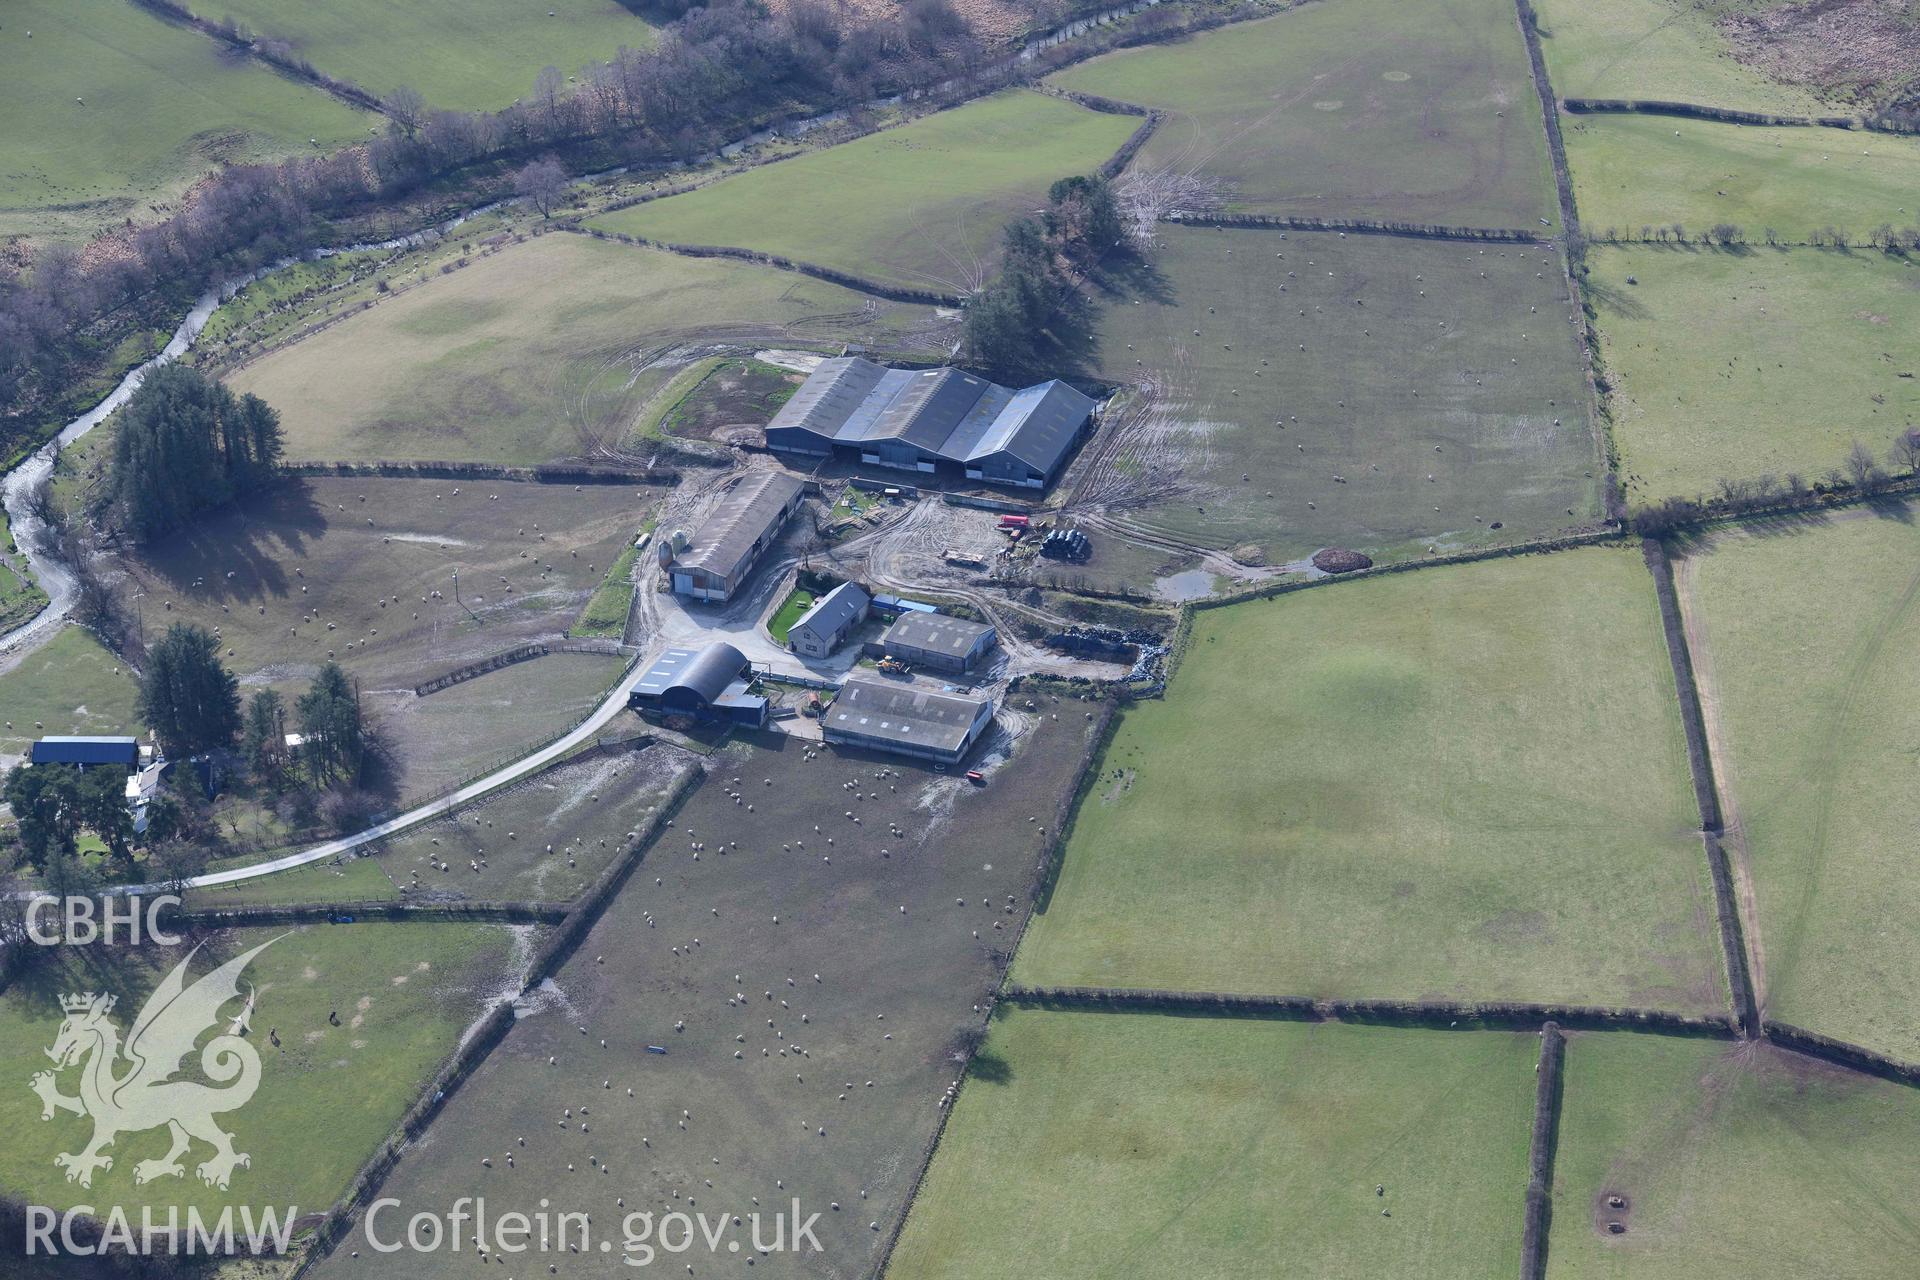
[965, 770, 985, 785]
[997, 514, 1030, 529]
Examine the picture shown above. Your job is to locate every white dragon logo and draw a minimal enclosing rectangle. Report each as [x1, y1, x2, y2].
[29, 938, 278, 1191]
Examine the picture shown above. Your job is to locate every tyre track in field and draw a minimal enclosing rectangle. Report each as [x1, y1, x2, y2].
[1775, 548, 1920, 1002]
[1673, 551, 1771, 1013]
[1680, 537, 1920, 1023]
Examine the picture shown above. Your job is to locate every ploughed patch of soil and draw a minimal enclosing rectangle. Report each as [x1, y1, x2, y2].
[1721, 0, 1920, 107]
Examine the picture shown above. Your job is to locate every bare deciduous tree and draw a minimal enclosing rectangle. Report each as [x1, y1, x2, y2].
[513, 156, 569, 219]
[382, 85, 427, 139]
[1890, 427, 1920, 475]
[1845, 439, 1883, 491]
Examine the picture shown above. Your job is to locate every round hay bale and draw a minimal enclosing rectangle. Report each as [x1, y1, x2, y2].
[1311, 547, 1373, 574]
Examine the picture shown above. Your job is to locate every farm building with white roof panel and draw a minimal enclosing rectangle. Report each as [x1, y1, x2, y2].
[764, 358, 1097, 489]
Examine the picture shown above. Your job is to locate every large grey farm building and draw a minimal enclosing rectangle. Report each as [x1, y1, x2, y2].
[882, 612, 998, 674]
[665, 471, 805, 602]
[764, 358, 1097, 489]
[823, 679, 994, 765]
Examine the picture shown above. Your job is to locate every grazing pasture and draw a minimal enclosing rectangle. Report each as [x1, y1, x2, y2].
[1548, 1031, 1920, 1278]
[1016, 547, 1726, 1013]
[369, 743, 699, 903]
[372, 650, 627, 805]
[589, 90, 1141, 293]
[306, 707, 1101, 1280]
[890, 1010, 1539, 1280]
[1071, 226, 1597, 563]
[1566, 114, 1920, 246]
[226, 233, 951, 464]
[1675, 510, 1920, 1064]
[197, 0, 656, 112]
[1047, 0, 1557, 228]
[0, 625, 139, 757]
[1587, 245, 1920, 503]
[0, 0, 371, 244]
[0, 922, 518, 1220]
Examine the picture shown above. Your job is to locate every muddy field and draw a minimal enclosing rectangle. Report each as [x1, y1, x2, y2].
[305, 701, 1099, 1279]
[110, 476, 651, 692]
[370, 741, 702, 904]
[1060, 225, 1601, 568]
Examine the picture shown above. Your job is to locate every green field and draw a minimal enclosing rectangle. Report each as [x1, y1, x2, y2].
[590, 90, 1139, 291]
[1567, 114, 1920, 245]
[891, 1010, 1538, 1280]
[197, 0, 655, 111]
[1589, 245, 1920, 503]
[0, 624, 141, 757]
[1548, 1032, 1920, 1278]
[1074, 226, 1598, 563]
[569, 542, 642, 639]
[1047, 0, 1557, 228]
[0, 922, 515, 1219]
[1530, 0, 1852, 115]
[0, 0, 371, 243]
[1676, 512, 1920, 1064]
[1017, 547, 1726, 1011]
[227, 233, 951, 464]
[181, 854, 402, 909]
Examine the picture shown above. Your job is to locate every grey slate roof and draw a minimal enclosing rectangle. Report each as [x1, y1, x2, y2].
[674, 471, 803, 578]
[789, 581, 870, 642]
[766, 358, 1096, 477]
[884, 611, 994, 659]
[825, 679, 991, 756]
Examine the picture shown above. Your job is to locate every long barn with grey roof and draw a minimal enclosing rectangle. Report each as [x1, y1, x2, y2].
[765, 358, 1097, 490]
[823, 679, 994, 765]
[664, 470, 805, 602]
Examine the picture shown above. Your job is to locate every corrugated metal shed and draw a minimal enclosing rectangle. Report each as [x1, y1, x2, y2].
[959, 381, 1100, 471]
[884, 612, 995, 659]
[765, 359, 1095, 483]
[632, 643, 752, 707]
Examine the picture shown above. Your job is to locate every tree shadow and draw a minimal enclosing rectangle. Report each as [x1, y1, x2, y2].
[1582, 273, 1647, 320]
[137, 480, 328, 610]
[968, 1048, 1013, 1085]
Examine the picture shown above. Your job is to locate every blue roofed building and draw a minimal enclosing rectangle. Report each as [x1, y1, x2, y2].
[29, 736, 141, 769]
[764, 358, 1098, 490]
